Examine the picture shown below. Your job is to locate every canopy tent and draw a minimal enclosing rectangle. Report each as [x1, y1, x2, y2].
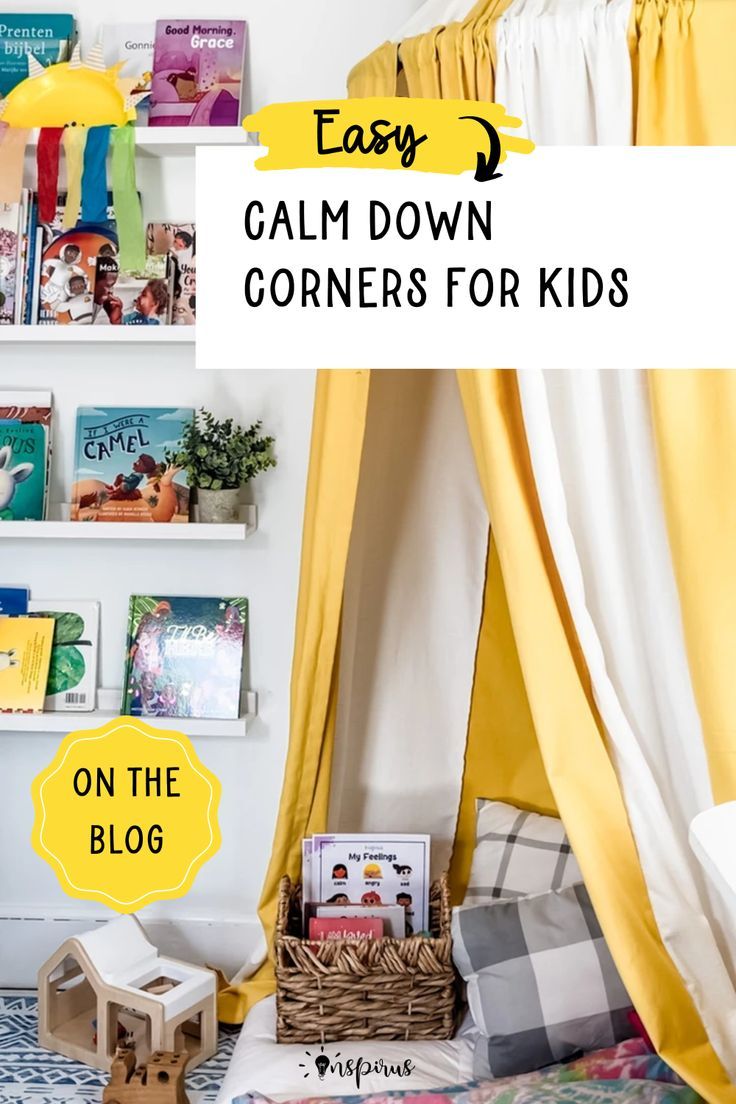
[346, 0, 736, 144]
[219, 370, 736, 1104]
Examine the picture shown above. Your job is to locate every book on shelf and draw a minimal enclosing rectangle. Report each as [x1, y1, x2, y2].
[0, 588, 29, 616]
[122, 595, 248, 720]
[38, 197, 118, 326]
[0, 15, 76, 98]
[147, 223, 196, 325]
[0, 615, 55, 714]
[70, 406, 192, 523]
[303, 834, 431, 936]
[0, 390, 52, 520]
[93, 253, 174, 326]
[308, 917, 384, 942]
[149, 20, 247, 128]
[102, 22, 154, 125]
[28, 600, 99, 713]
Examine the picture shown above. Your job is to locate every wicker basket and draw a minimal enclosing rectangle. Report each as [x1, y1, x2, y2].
[275, 873, 458, 1044]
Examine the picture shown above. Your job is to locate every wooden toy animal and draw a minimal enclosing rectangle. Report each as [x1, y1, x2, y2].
[103, 1048, 190, 1104]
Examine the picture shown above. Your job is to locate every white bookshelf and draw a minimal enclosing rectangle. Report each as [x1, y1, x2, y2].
[0, 327, 195, 344]
[0, 690, 259, 737]
[0, 505, 257, 541]
[24, 125, 256, 158]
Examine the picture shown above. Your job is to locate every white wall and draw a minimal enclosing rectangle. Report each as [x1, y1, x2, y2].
[8, 0, 423, 110]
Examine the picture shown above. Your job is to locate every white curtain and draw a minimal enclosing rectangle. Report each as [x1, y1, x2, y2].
[329, 371, 488, 878]
[517, 369, 736, 1078]
[494, 0, 633, 144]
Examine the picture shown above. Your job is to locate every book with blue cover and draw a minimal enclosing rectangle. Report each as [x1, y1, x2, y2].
[70, 406, 192, 523]
[0, 15, 76, 97]
[0, 421, 46, 520]
[122, 595, 247, 719]
[0, 587, 29, 616]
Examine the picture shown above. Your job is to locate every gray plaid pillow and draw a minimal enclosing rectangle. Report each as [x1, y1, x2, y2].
[464, 800, 583, 904]
[452, 883, 633, 1078]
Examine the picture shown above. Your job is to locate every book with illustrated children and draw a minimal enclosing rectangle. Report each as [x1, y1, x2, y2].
[93, 254, 173, 326]
[147, 223, 196, 324]
[0, 615, 55, 714]
[70, 406, 193, 523]
[28, 601, 99, 713]
[0, 392, 52, 519]
[37, 195, 117, 325]
[149, 21, 247, 128]
[121, 595, 248, 719]
[303, 834, 431, 936]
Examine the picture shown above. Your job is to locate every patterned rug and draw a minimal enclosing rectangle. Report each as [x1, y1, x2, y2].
[0, 992, 239, 1103]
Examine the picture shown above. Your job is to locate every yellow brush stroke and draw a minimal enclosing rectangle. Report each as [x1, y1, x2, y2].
[243, 97, 534, 176]
[31, 717, 221, 914]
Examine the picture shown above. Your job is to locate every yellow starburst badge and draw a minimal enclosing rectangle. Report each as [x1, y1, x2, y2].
[31, 717, 221, 913]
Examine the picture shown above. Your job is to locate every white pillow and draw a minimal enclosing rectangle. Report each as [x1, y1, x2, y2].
[464, 800, 583, 904]
[215, 995, 478, 1104]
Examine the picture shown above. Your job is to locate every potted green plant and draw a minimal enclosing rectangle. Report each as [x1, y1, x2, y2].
[167, 409, 276, 523]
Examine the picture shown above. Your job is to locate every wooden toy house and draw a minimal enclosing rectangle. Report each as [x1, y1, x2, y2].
[37, 915, 217, 1073]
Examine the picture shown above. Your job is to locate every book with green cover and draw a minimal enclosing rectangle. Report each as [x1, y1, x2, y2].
[0, 421, 46, 519]
[122, 595, 247, 720]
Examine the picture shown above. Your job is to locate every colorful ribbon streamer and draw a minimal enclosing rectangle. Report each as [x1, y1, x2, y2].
[81, 125, 111, 225]
[36, 127, 64, 224]
[111, 123, 145, 271]
[0, 124, 30, 204]
[62, 126, 87, 229]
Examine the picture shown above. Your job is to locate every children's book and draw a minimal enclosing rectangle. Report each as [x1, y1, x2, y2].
[122, 595, 248, 720]
[0, 201, 22, 324]
[28, 601, 99, 712]
[306, 834, 431, 935]
[0, 392, 52, 519]
[0, 615, 55, 713]
[0, 421, 46, 520]
[93, 254, 172, 326]
[309, 917, 384, 942]
[70, 407, 192, 523]
[314, 903, 407, 939]
[149, 20, 246, 128]
[102, 23, 154, 124]
[147, 223, 195, 324]
[0, 587, 29, 616]
[0, 15, 76, 97]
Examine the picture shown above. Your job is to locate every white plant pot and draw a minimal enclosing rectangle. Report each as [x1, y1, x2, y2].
[197, 487, 241, 524]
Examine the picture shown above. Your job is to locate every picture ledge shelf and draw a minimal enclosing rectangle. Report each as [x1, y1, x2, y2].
[24, 125, 256, 158]
[0, 326, 195, 344]
[0, 505, 257, 541]
[0, 689, 259, 738]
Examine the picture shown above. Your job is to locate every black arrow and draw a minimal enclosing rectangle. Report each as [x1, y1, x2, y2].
[460, 115, 503, 182]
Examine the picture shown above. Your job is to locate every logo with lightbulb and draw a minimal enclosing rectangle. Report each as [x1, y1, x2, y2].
[298, 1046, 416, 1089]
[300, 1045, 336, 1081]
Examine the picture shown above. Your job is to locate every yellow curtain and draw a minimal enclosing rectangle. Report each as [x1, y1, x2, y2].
[632, 0, 736, 143]
[217, 369, 372, 1024]
[649, 370, 736, 805]
[348, 0, 512, 101]
[347, 42, 399, 98]
[449, 533, 557, 904]
[455, 368, 734, 1104]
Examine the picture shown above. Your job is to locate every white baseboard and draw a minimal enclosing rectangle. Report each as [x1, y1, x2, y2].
[0, 909, 264, 989]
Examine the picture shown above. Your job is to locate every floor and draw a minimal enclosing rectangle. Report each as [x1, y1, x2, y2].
[0, 992, 239, 1103]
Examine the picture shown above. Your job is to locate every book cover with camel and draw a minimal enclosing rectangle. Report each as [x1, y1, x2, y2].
[70, 406, 193, 523]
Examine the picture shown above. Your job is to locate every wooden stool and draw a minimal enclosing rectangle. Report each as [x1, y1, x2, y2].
[104, 1047, 190, 1103]
[38, 915, 217, 1073]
